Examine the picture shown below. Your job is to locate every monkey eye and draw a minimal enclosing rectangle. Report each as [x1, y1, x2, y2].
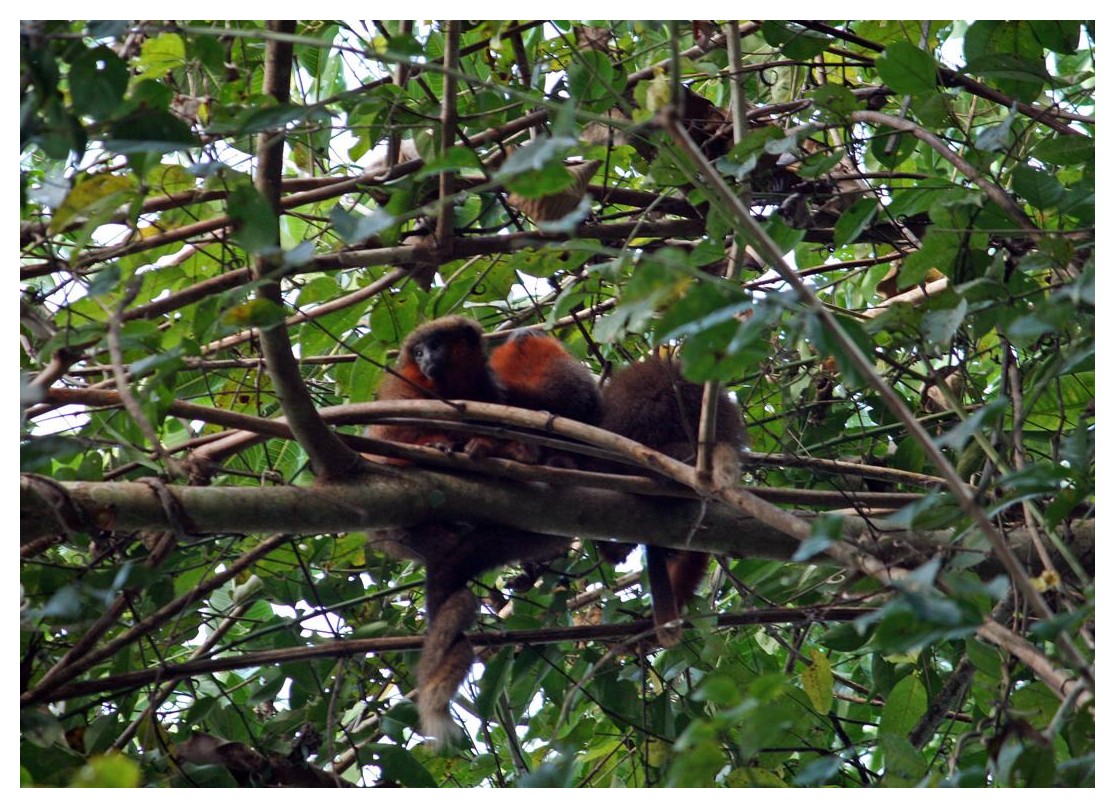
[412, 346, 426, 359]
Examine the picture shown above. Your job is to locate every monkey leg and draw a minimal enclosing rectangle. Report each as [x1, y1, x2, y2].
[646, 547, 710, 647]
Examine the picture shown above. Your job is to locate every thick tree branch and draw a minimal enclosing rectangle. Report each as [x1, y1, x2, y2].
[250, 20, 362, 482]
[20, 473, 1092, 580]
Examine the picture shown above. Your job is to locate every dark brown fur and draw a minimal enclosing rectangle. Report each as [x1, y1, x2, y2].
[597, 357, 743, 646]
[489, 330, 603, 589]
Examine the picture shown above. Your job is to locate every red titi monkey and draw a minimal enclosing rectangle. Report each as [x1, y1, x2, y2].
[368, 320, 737, 742]
[367, 315, 508, 461]
[597, 357, 744, 647]
[366, 317, 588, 747]
[493, 337, 744, 647]
[489, 329, 603, 463]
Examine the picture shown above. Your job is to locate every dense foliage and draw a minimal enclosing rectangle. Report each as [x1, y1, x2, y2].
[20, 20, 1094, 788]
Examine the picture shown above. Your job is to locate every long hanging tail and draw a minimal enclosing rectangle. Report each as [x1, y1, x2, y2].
[416, 584, 476, 750]
[403, 521, 575, 748]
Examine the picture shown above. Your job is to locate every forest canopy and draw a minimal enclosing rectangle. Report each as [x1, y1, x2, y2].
[19, 20, 1094, 788]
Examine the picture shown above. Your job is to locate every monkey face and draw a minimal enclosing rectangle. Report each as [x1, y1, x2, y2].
[410, 337, 451, 382]
[401, 317, 484, 386]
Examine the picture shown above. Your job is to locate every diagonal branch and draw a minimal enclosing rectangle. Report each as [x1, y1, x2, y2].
[660, 105, 1094, 696]
[848, 110, 1040, 237]
[249, 20, 362, 482]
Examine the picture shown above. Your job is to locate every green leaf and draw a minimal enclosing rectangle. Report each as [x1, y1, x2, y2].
[920, 296, 968, 349]
[793, 513, 842, 562]
[793, 754, 842, 786]
[818, 622, 872, 653]
[105, 109, 197, 155]
[20, 708, 67, 748]
[935, 397, 1007, 451]
[475, 647, 515, 720]
[414, 145, 484, 178]
[220, 298, 286, 330]
[725, 767, 790, 787]
[496, 135, 577, 178]
[567, 51, 625, 113]
[1012, 165, 1065, 209]
[900, 230, 958, 286]
[505, 162, 578, 199]
[870, 128, 918, 168]
[810, 83, 862, 118]
[515, 756, 577, 787]
[235, 103, 307, 134]
[876, 42, 939, 94]
[1028, 21, 1083, 54]
[70, 752, 142, 788]
[329, 205, 393, 245]
[692, 672, 742, 705]
[369, 744, 438, 787]
[87, 21, 129, 39]
[48, 173, 134, 234]
[883, 492, 965, 532]
[879, 674, 927, 738]
[135, 32, 186, 80]
[227, 184, 279, 254]
[69, 46, 128, 120]
[833, 197, 878, 247]
[21, 435, 85, 473]
[973, 113, 1017, 153]
[761, 21, 831, 59]
[879, 733, 928, 784]
[805, 313, 876, 390]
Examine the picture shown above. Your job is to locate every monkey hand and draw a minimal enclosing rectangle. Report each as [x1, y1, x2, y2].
[463, 435, 540, 464]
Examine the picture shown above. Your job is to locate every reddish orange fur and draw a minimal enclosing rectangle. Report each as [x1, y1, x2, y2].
[489, 331, 602, 426]
[489, 331, 602, 469]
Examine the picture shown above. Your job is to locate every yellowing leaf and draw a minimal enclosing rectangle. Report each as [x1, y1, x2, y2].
[49, 174, 134, 234]
[801, 647, 834, 714]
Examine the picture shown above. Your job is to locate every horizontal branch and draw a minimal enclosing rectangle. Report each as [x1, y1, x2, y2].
[20, 470, 799, 559]
[31, 605, 873, 705]
[20, 473, 1092, 581]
